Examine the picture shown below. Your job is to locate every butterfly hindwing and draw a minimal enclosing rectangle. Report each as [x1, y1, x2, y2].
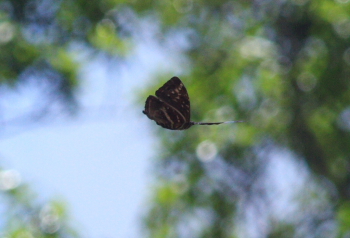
[143, 95, 188, 130]
[155, 77, 191, 122]
[143, 76, 242, 130]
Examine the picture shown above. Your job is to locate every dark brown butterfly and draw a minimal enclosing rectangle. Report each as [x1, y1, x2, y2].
[143, 77, 243, 130]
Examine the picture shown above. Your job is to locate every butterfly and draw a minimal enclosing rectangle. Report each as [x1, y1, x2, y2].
[143, 77, 243, 130]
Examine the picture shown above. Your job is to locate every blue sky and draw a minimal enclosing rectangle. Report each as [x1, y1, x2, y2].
[0, 25, 183, 237]
[0, 17, 321, 238]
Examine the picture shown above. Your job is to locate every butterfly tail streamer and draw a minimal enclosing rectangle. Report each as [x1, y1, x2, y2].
[221, 120, 245, 124]
[191, 120, 244, 126]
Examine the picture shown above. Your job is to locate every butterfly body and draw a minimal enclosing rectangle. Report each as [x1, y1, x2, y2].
[143, 77, 242, 130]
[143, 95, 193, 130]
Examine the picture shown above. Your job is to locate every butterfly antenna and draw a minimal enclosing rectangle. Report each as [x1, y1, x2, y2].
[191, 120, 244, 126]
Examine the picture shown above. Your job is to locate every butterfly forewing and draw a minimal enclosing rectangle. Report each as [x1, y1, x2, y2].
[143, 76, 242, 130]
[143, 95, 188, 130]
[155, 77, 191, 122]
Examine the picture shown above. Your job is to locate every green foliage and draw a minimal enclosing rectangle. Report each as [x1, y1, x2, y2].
[0, 169, 78, 237]
[338, 201, 350, 235]
[1, 0, 134, 107]
[138, 0, 350, 237]
[1, 0, 350, 237]
[0, 0, 135, 236]
[89, 19, 131, 55]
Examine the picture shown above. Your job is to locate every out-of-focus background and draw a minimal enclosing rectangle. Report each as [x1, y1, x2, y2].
[0, 0, 350, 238]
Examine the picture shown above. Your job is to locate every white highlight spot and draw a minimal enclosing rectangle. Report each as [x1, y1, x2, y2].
[196, 140, 217, 162]
[0, 169, 21, 190]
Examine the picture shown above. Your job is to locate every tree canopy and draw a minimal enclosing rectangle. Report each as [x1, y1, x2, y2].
[1, 0, 350, 237]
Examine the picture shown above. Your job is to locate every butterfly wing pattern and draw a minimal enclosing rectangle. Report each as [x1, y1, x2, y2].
[143, 77, 243, 130]
[143, 77, 192, 130]
[155, 77, 191, 123]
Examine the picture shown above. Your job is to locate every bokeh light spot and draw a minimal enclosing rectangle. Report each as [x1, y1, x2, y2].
[335, 0, 349, 3]
[339, 107, 350, 130]
[0, 22, 15, 44]
[172, 174, 189, 194]
[297, 72, 317, 92]
[39, 205, 61, 234]
[0, 169, 21, 190]
[196, 140, 218, 162]
[343, 47, 350, 65]
[333, 18, 350, 38]
[173, 0, 193, 13]
[259, 99, 280, 119]
[240, 37, 275, 60]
